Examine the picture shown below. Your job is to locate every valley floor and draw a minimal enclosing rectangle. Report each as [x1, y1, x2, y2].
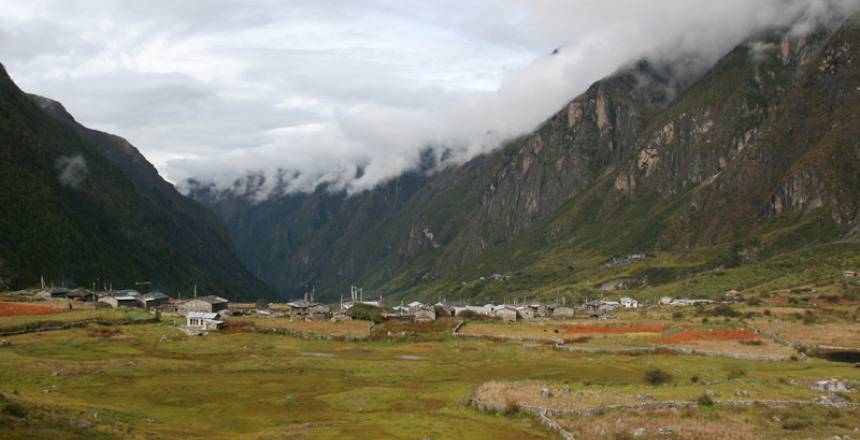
[0, 306, 859, 439]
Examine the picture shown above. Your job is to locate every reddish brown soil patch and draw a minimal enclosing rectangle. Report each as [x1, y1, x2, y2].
[658, 329, 759, 344]
[0, 303, 61, 317]
[561, 324, 668, 334]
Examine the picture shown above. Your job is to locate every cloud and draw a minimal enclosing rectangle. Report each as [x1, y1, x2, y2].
[55, 154, 88, 188]
[3, 0, 860, 199]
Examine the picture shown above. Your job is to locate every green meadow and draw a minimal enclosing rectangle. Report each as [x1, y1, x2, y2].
[1, 318, 859, 439]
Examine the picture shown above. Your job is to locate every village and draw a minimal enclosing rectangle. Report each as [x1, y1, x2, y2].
[12, 281, 743, 332]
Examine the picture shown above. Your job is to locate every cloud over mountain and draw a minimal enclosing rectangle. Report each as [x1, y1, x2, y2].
[3, 0, 858, 198]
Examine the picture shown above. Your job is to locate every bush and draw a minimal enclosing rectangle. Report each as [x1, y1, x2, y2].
[2, 402, 26, 418]
[433, 305, 449, 317]
[781, 418, 811, 430]
[644, 368, 672, 385]
[690, 374, 700, 384]
[672, 311, 684, 319]
[569, 336, 592, 344]
[710, 305, 740, 318]
[744, 297, 762, 306]
[255, 298, 269, 309]
[738, 339, 764, 346]
[350, 303, 384, 324]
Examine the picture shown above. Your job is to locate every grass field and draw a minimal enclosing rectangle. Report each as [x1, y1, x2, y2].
[225, 317, 372, 337]
[0, 304, 150, 333]
[457, 319, 796, 357]
[0, 316, 858, 439]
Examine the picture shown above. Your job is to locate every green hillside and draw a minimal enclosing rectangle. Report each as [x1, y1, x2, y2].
[0, 64, 273, 300]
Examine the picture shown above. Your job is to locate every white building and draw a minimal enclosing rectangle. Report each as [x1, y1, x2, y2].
[186, 312, 224, 331]
[619, 297, 639, 308]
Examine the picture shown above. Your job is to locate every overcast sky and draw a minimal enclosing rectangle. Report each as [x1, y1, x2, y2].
[2, 0, 858, 197]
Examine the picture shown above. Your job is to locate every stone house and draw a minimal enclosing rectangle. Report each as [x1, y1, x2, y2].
[179, 296, 229, 314]
[552, 306, 575, 319]
[413, 307, 436, 322]
[67, 290, 96, 302]
[496, 307, 517, 322]
[530, 304, 550, 318]
[137, 292, 170, 309]
[516, 306, 535, 319]
[287, 300, 331, 320]
[99, 293, 140, 308]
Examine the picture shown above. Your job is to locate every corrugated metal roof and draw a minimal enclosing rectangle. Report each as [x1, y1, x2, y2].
[186, 311, 218, 319]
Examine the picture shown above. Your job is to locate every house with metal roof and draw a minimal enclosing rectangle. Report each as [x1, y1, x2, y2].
[179, 295, 229, 314]
[185, 312, 224, 331]
[137, 292, 171, 309]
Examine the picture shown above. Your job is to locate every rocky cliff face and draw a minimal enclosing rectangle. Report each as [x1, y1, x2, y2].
[195, 14, 860, 301]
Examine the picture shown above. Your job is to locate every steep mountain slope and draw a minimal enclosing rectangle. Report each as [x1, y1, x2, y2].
[0, 64, 272, 300]
[192, 60, 683, 299]
[196, 14, 860, 302]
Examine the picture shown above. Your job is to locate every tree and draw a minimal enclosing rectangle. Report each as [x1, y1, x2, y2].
[255, 298, 269, 310]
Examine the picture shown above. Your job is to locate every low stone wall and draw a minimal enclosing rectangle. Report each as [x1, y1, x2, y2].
[554, 342, 794, 362]
[537, 410, 576, 440]
[451, 320, 465, 335]
[471, 395, 860, 419]
[255, 326, 370, 342]
[554, 345, 659, 355]
[0, 317, 159, 336]
[452, 321, 563, 344]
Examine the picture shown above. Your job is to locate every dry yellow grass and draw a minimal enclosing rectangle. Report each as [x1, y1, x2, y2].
[475, 381, 639, 409]
[661, 338, 796, 357]
[240, 317, 371, 336]
[752, 320, 860, 347]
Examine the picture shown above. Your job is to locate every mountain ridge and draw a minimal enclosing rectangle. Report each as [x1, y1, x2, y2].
[194, 14, 859, 302]
[0, 64, 274, 300]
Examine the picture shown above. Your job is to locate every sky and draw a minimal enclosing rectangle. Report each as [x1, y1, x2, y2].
[2, 0, 859, 198]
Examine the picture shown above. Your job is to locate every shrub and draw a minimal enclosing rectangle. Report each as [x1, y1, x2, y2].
[738, 339, 764, 346]
[672, 311, 684, 319]
[433, 305, 449, 317]
[710, 305, 740, 318]
[644, 368, 672, 385]
[2, 402, 26, 418]
[690, 374, 700, 384]
[255, 298, 269, 309]
[745, 297, 762, 306]
[613, 432, 633, 440]
[817, 294, 841, 304]
[350, 303, 384, 324]
[569, 336, 592, 344]
[696, 393, 714, 406]
[781, 418, 811, 430]
[763, 309, 771, 316]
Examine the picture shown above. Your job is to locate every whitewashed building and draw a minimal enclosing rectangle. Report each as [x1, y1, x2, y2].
[186, 312, 224, 331]
[619, 297, 639, 308]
